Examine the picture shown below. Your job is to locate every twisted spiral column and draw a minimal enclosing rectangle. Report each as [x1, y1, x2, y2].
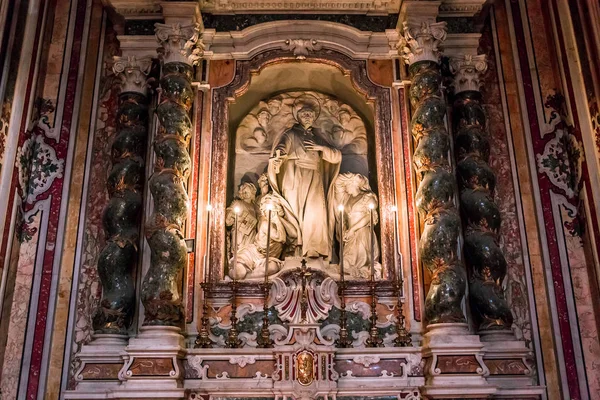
[93, 56, 151, 334]
[450, 55, 513, 331]
[401, 21, 467, 326]
[141, 23, 203, 326]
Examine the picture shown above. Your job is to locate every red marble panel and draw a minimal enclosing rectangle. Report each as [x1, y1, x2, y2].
[367, 59, 394, 87]
[128, 358, 175, 376]
[79, 363, 122, 380]
[205, 360, 275, 378]
[435, 355, 481, 374]
[485, 359, 530, 375]
[209, 60, 236, 88]
[334, 358, 404, 377]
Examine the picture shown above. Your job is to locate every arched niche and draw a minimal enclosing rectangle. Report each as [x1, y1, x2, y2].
[227, 62, 378, 204]
[208, 50, 395, 284]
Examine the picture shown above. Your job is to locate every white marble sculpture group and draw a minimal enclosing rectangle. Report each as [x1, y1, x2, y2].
[228, 93, 379, 280]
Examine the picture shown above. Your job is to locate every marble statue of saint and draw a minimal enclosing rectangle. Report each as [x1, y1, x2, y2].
[268, 94, 341, 258]
[225, 182, 258, 251]
[334, 173, 380, 279]
[229, 195, 286, 280]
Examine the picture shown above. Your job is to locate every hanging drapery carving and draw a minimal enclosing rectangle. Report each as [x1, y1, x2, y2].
[450, 54, 513, 331]
[141, 23, 202, 325]
[93, 56, 151, 333]
[401, 21, 466, 325]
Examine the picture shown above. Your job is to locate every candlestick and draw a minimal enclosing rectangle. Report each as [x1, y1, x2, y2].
[335, 204, 352, 348]
[195, 204, 215, 348]
[369, 203, 375, 282]
[393, 288, 412, 347]
[204, 204, 212, 283]
[264, 203, 272, 284]
[194, 282, 214, 348]
[338, 204, 345, 278]
[232, 206, 240, 278]
[225, 279, 242, 348]
[258, 203, 274, 348]
[391, 205, 400, 287]
[365, 202, 382, 348]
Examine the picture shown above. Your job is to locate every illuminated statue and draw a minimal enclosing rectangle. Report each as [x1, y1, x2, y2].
[268, 94, 341, 259]
[229, 195, 287, 280]
[334, 173, 380, 279]
[225, 182, 258, 250]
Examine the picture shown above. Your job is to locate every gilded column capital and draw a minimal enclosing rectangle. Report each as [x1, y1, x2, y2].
[112, 56, 152, 95]
[399, 21, 447, 65]
[449, 54, 488, 94]
[155, 22, 204, 65]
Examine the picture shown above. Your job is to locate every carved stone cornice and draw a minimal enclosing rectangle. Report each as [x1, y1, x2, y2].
[107, 0, 161, 18]
[439, 0, 485, 17]
[155, 23, 204, 65]
[199, 0, 400, 14]
[398, 21, 447, 65]
[112, 56, 153, 95]
[103, 0, 485, 22]
[449, 54, 487, 93]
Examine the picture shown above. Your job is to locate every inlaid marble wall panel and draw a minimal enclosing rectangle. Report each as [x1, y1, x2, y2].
[0, 0, 99, 396]
[478, 16, 532, 347]
[492, 0, 600, 398]
[64, 21, 120, 390]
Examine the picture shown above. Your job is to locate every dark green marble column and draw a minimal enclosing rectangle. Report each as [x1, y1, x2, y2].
[402, 21, 467, 326]
[93, 57, 152, 334]
[141, 23, 202, 326]
[450, 55, 513, 332]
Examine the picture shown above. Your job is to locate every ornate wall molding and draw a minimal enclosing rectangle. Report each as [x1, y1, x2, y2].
[205, 20, 396, 60]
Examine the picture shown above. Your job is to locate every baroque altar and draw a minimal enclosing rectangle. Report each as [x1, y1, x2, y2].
[66, 1, 542, 399]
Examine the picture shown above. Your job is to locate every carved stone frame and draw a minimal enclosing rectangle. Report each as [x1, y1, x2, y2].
[208, 49, 396, 289]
